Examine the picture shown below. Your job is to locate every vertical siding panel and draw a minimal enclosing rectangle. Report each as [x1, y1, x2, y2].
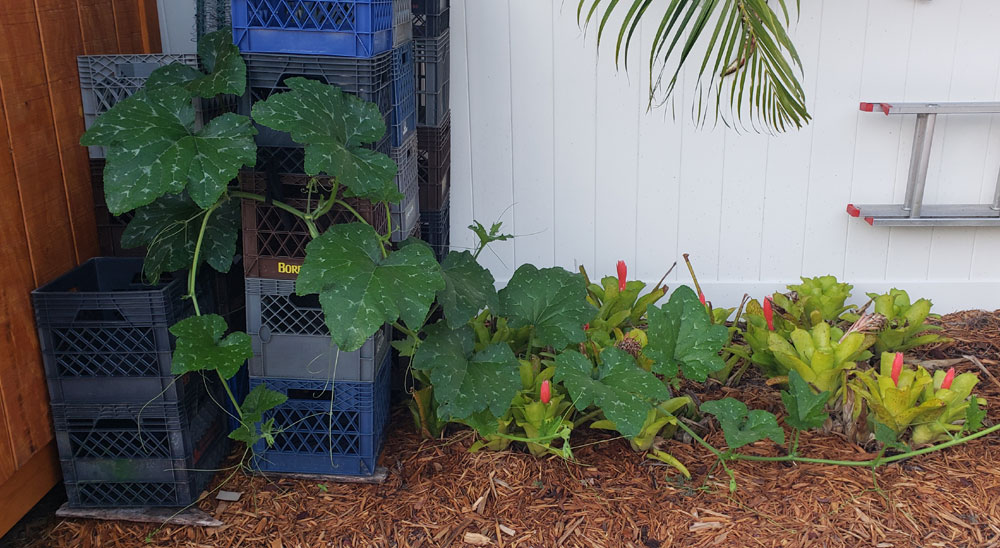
[463, 1, 515, 280]
[449, 0, 475, 255]
[78, 0, 120, 54]
[718, 133, 768, 282]
[926, 0, 1000, 281]
[508, 0, 555, 268]
[759, 3, 824, 283]
[844, 0, 912, 282]
[593, 10, 641, 279]
[635, 2, 683, 286]
[552, 3, 597, 273]
[884, 1, 963, 281]
[112, 0, 144, 52]
[799, 0, 868, 279]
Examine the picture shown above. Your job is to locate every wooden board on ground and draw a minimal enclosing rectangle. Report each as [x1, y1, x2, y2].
[256, 466, 389, 485]
[55, 504, 223, 527]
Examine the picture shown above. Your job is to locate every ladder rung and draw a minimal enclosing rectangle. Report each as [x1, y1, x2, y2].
[860, 101, 1000, 115]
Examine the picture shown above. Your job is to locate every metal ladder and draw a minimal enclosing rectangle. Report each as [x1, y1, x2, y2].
[847, 101, 1000, 226]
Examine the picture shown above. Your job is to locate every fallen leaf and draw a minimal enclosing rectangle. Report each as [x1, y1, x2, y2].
[464, 532, 492, 546]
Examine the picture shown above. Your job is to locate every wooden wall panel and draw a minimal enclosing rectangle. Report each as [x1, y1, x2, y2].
[0, 0, 158, 535]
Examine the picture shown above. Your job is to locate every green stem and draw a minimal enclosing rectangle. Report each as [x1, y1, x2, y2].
[573, 409, 605, 427]
[230, 190, 312, 222]
[335, 199, 386, 256]
[187, 199, 223, 316]
[392, 321, 421, 340]
[675, 420, 726, 460]
[218, 369, 241, 418]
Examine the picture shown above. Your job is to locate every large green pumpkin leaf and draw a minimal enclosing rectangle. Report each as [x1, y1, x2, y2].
[498, 265, 595, 349]
[554, 348, 671, 439]
[81, 86, 256, 213]
[412, 324, 521, 421]
[438, 250, 499, 329]
[121, 192, 240, 284]
[170, 314, 252, 380]
[250, 77, 401, 203]
[295, 223, 444, 351]
[146, 30, 245, 97]
[645, 286, 728, 382]
[229, 383, 288, 445]
[701, 398, 785, 449]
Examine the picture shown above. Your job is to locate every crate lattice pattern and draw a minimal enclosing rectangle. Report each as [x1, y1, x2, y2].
[50, 327, 164, 377]
[243, 0, 392, 32]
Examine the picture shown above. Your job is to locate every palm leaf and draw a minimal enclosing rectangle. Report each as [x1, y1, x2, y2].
[579, 0, 810, 131]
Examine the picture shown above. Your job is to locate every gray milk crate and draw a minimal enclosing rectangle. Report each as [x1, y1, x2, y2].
[390, 132, 419, 241]
[245, 278, 390, 381]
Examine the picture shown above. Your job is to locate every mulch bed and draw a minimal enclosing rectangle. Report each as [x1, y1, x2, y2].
[13, 311, 1000, 548]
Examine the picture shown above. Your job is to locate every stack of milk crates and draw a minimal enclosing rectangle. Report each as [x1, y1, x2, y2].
[31, 258, 228, 508]
[231, 0, 415, 477]
[413, 0, 450, 261]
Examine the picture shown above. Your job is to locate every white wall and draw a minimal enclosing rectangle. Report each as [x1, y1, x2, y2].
[450, 0, 1000, 311]
[158, 0, 198, 54]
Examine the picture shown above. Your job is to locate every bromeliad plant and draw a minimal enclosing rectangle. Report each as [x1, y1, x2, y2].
[863, 289, 950, 354]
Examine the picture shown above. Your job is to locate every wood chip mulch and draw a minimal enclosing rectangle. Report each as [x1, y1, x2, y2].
[16, 311, 1000, 548]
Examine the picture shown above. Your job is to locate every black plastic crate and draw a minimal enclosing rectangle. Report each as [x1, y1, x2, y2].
[390, 132, 419, 241]
[239, 162, 389, 280]
[414, 31, 449, 127]
[417, 114, 450, 210]
[245, 278, 390, 381]
[393, 0, 413, 46]
[412, 0, 449, 39]
[390, 42, 416, 148]
[249, 350, 391, 476]
[242, 52, 394, 153]
[31, 258, 203, 404]
[419, 204, 449, 262]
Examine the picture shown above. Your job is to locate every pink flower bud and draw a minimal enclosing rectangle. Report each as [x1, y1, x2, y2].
[891, 353, 903, 387]
[583, 323, 589, 331]
[698, 291, 706, 305]
[941, 367, 955, 390]
[540, 380, 551, 404]
[617, 260, 627, 292]
[763, 297, 774, 331]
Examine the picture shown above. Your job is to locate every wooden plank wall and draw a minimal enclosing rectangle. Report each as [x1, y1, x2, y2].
[0, 0, 160, 536]
[452, 0, 1000, 312]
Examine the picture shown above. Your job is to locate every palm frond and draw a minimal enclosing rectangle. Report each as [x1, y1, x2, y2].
[579, 0, 810, 132]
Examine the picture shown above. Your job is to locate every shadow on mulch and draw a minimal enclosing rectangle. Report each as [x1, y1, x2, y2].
[15, 311, 1000, 548]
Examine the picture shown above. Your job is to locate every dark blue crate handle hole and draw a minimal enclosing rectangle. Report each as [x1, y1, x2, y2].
[73, 308, 126, 323]
[286, 388, 335, 401]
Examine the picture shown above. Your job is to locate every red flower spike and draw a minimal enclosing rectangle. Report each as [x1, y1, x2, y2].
[540, 380, 551, 404]
[891, 353, 903, 387]
[583, 323, 590, 332]
[763, 297, 774, 331]
[617, 261, 627, 292]
[941, 367, 956, 390]
[698, 291, 706, 305]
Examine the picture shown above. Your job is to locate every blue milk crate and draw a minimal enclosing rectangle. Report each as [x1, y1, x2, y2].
[390, 42, 416, 147]
[232, 0, 394, 57]
[31, 258, 210, 405]
[249, 350, 391, 476]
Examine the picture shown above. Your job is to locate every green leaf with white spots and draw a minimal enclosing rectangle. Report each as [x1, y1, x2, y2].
[170, 314, 252, 380]
[81, 86, 256, 213]
[121, 192, 240, 283]
[295, 223, 445, 351]
[701, 398, 785, 449]
[646, 286, 729, 382]
[438, 250, 499, 329]
[412, 323, 521, 421]
[250, 77, 401, 203]
[553, 348, 672, 439]
[780, 369, 830, 431]
[145, 30, 246, 97]
[498, 265, 595, 350]
[229, 383, 288, 445]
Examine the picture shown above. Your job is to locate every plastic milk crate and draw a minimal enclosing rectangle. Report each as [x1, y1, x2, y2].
[53, 379, 229, 508]
[390, 41, 416, 147]
[245, 278, 390, 381]
[232, 0, 410, 57]
[241, 51, 394, 152]
[390, 132, 419, 241]
[414, 30, 449, 127]
[249, 350, 391, 476]
[412, 0, 449, 39]
[78, 54, 237, 158]
[31, 258, 209, 405]
[419, 204, 450, 262]
[416, 113, 450, 210]
[239, 152, 388, 280]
